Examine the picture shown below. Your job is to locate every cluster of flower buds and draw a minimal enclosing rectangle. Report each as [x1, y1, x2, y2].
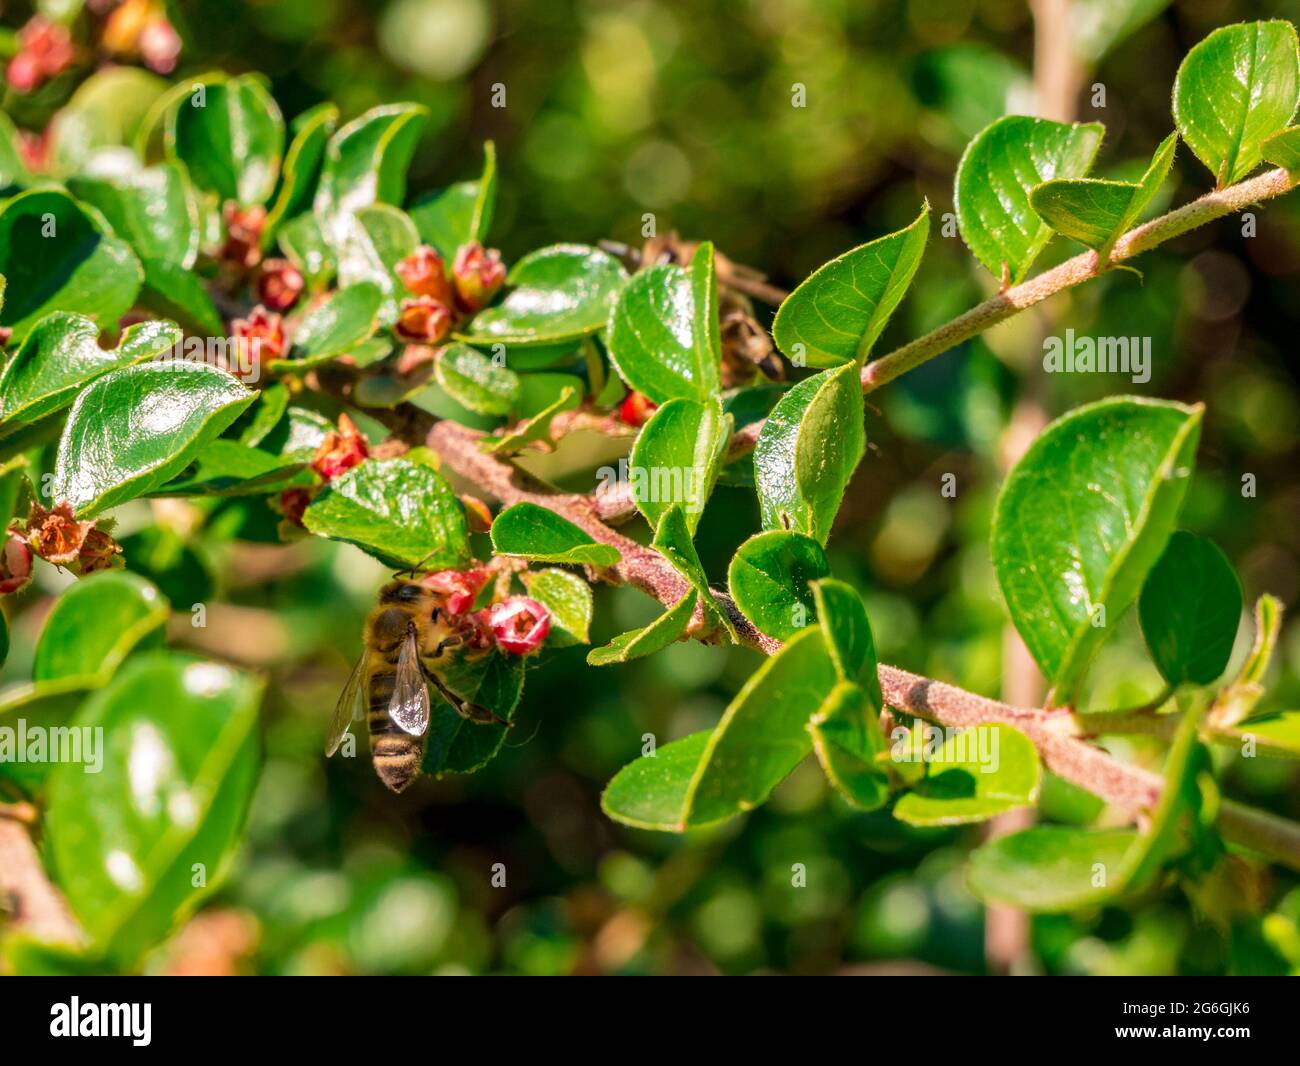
[257, 259, 305, 312]
[101, 0, 181, 75]
[6, 17, 76, 93]
[0, 502, 123, 594]
[393, 241, 506, 344]
[230, 306, 285, 382]
[277, 414, 371, 529]
[418, 565, 551, 657]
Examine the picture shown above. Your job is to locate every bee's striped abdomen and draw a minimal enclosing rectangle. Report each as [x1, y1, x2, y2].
[368, 666, 426, 793]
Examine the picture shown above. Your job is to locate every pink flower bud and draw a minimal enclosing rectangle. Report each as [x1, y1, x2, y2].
[257, 259, 304, 312]
[0, 530, 33, 595]
[231, 305, 285, 380]
[395, 295, 454, 344]
[138, 18, 181, 75]
[6, 52, 43, 93]
[488, 596, 551, 655]
[311, 413, 369, 481]
[451, 241, 506, 312]
[396, 245, 453, 303]
[421, 567, 489, 615]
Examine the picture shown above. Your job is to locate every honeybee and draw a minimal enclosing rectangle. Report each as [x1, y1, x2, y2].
[325, 579, 505, 793]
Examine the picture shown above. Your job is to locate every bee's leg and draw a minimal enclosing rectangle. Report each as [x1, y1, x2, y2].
[431, 634, 462, 659]
[421, 663, 511, 728]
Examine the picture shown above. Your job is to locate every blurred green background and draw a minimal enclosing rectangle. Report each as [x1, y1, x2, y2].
[4, 0, 1300, 974]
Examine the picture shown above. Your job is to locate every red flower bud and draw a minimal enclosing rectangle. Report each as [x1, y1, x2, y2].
[618, 391, 658, 428]
[451, 241, 506, 312]
[421, 567, 489, 616]
[19, 17, 75, 79]
[311, 413, 369, 481]
[25, 502, 93, 566]
[396, 245, 453, 303]
[0, 328, 12, 348]
[276, 486, 315, 528]
[395, 296, 454, 344]
[231, 306, 285, 380]
[488, 596, 551, 655]
[76, 528, 122, 574]
[138, 18, 181, 75]
[6, 52, 43, 93]
[220, 202, 266, 269]
[257, 258, 305, 312]
[17, 131, 49, 174]
[0, 531, 33, 595]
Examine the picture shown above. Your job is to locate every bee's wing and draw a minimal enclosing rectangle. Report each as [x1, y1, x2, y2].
[325, 654, 367, 756]
[388, 626, 431, 737]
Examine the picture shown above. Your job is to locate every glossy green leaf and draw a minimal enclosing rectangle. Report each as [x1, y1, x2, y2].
[1139, 531, 1242, 687]
[45, 654, 261, 966]
[332, 203, 420, 317]
[652, 504, 734, 641]
[809, 681, 889, 812]
[137, 257, 224, 337]
[168, 75, 285, 207]
[480, 385, 579, 454]
[409, 140, 497, 259]
[955, 115, 1104, 283]
[629, 396, 729, 533]
[967, 826, 1139, 911]
[434, 343, 520, 416]
[587, 591, 697, 667]
[606, 242, 721, 404]
[313, 104, 428, 237]
[263, 102, 338, 244]
[69, 163, 200, 267]
[521, 568, 593, 647]
[1262, 126, 1300, 170]
[811, 578, 880, 698]
[0, 189, 143, 342]
[1029, 132, 1177, 257]
[271, 281, 384, 371]
[462, 244, 627, 347]
[422, 649, 524, 775]
[0, 675, 101, 792]
[992, 397, 1202, 705]
[490, 501, 620, 568]
[279, 213, 336, 289]
[754, 361, 865, 545]
[155, 439, 305, 497]
[601, 731, 714, 831]
[34, 571, 169, 683]
[52, 363, 256, 517]
[893, 724, 1040, 826]
[303, 457, 470, 570]
[773, 204, 929, 368]
[0, 315, 181, 429]
[1173, 20, 1300, 187]
[728, 530, 828, 641]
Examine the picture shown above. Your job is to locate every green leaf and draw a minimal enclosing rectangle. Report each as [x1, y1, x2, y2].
[0, 676, 101, 792]
[480, 384, 580, 455]
[155, 439, 305, 497]
[461, 244, 627, 347]
[587, 591, 697, 667]
[1262, 125, 1300, 170]
[606, 242, 722, 404]
[1029, 131, 1177, 258]
[1210, 594, 1282, 727]
[809, 681, 889, 812]
[0, 315, 181, 429]
[45, 654, 261, 966]
[167, 75, 285, 207]
[0, 110, 30, 191]
[137, 257, 224, 337]
[1173, 20, 1300, 187]
[263, 102, 338, 245]
[811, 578, 880, 698]
[754, 361, 865, 545]
[651, 504, 735, 641]
[629, 396, 729, 533]
[332, 203, 420, 318]
[33, 571, 169, 683]
[728, 530, 828, 641]
[1139, 531, 1242, 687]
[893, 724, 1041, 826]
[1230, 712, 1300, 758]
[521, 568, 593, 647]
[0, 189, 143, 343]
[409, 140, 497, 259]
[955, 115, 1104, 283]
[269, 281, 384, 371]
[279, 213, 335, 290]
[313, 104, 428, 237]
[434, 343, 520, 416]
[601, 731, 714, 830]
[992, 397, 1202, 706]
[967, 826, 1139, 911]
[490, 501, 620, 568]
[1072, 0, 1172, 64]
[69, 163, 201, 268]
[773, 204, 929, 368]
[52, 363, 256, 517]
[303, 457, 469, 570]
[422, 649, 524, 775]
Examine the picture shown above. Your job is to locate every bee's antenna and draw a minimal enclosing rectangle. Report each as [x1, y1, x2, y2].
[393, 548, 443, 580]
[505, 719, 540, 747]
